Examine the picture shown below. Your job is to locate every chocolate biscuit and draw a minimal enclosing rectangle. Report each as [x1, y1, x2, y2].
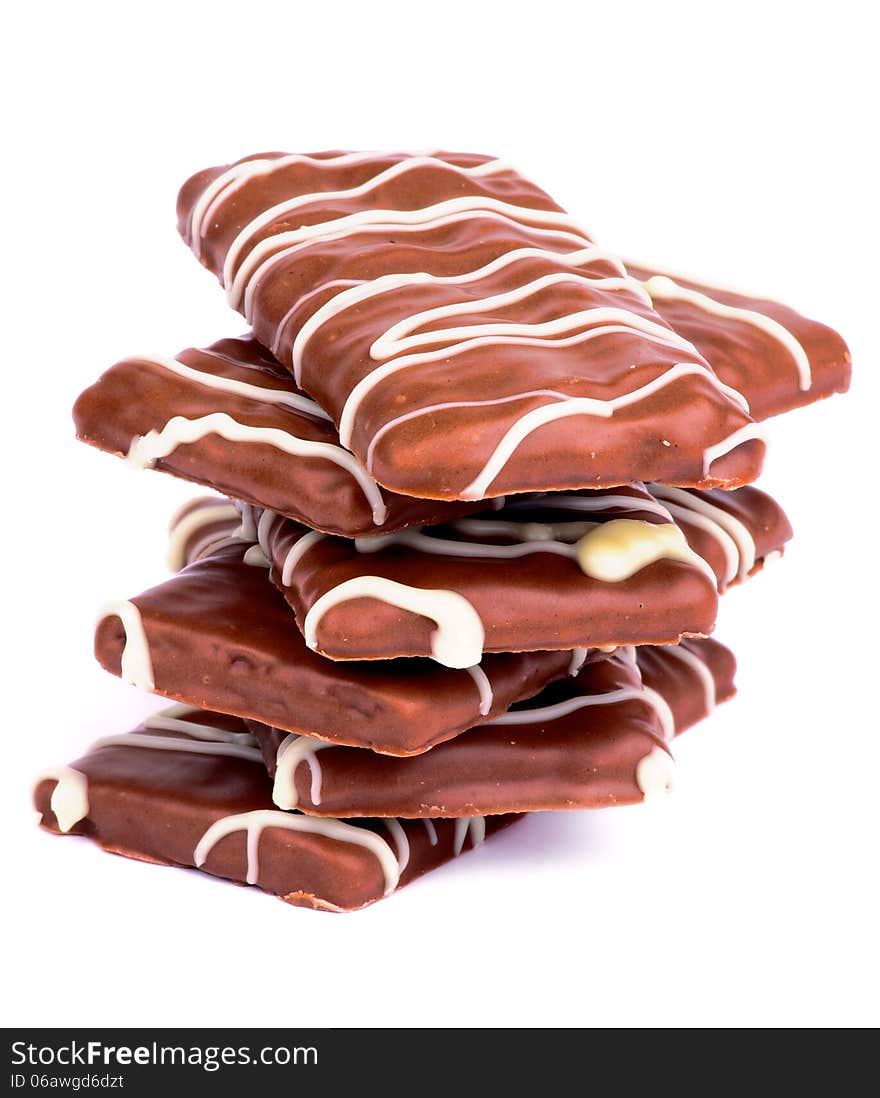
[177, 151, 765, 498]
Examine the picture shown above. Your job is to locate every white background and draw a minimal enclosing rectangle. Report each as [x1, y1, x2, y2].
[3, 1, 877, 1028]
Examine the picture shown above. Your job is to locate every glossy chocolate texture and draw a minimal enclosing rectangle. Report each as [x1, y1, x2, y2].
[177, 152, 764, 499]
[93, 545, 576, 755]
[250, 638, 735, 817]
[628, 264, 851, 419]
[34, 710, 520, 912]
[263, 482, 790, 661]
[74, 336, 481, 538]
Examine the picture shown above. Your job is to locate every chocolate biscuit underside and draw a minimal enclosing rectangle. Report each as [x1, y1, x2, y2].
[34, 710, 520, 912]
[177, 151, 764, 498]
[249, 638, 736, 817]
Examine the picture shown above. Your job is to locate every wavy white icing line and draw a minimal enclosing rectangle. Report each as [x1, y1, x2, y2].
[292, 245, 625, 380]
[485, 685, 676, 742]
[126, 412, 388, 527]
[194, 810, 401, 894]
[451, 517, 597, 542]
[502, 491, 675, 522]
[702, 423, 767, 475]
[143, 707, 257, 745]
[238, 503, 258, 542]
[230, 197, 593, 313]
[189, 151, 448, 258]
[121, 353, 331, 419]
[96, 601, 154, 691]
[339, 306, 705, 450]
[355, 528, 579, 562]
[460, 363, 752, 500]
[281, 530, 326, 586]
[257, 508, 278, 557]
[465, 665, 493, 716]
[422, 819, 438, 846]
[88, 732, 264, 765]
[35, 767, 89, 833]
[223, 155, 516, 291]
[635, 746, 675, 797]
[647, 484, 756, 585]
[568, 648, 589, 677]
[166, 501, 241, 572]
[273, 733, 333, 810]
[304, 577, 485, 669]
[643, 275, 812, 391]
[381, 818, 411, 874]
[661, 644, 718, 715]
[272, 279, 366, 357]
[453, 817, 487, 856]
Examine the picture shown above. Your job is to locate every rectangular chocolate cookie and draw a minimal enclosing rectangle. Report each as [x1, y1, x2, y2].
[254, 482, 790, 664]
[33, 710, 520, 912]
[93, 544, 577, 756]
[177, 151, 764, 498]
[249, 638, 735, 817]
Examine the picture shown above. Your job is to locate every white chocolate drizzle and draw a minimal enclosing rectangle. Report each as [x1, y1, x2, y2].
[281, 530, 326, 586]
[194, 810, 401, 893]
[647, 484, 756, 584]
[643, 275, 812, 391]
[465, 665, 493, 716]
[303, 577, 485, 669]
[88, 732, 263, 765]
[662, 644, 718, 714]
[143, 705, 257, 745]
[166, 501, 241, 572]
[635, 746, 675, 798]
[702, 423, 767, 475]
[461, 363, 750, 499]
[96, 601, 155, 691]
[568, 648, 589, 677]
[126, 412, 388, 527]
[422, 819, 439, 846]
[575, 519, 716, 585]
[35, 767, 89, 833]
[485, 684, 676, 742]
[272, 733, 333, 810]
[122, 353, 331, 419]
[453, 816, 487, 856]
[381, 818, 411, 874]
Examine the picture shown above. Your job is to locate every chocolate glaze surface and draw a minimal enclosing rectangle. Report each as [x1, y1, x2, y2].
[177, 152, 764, 498]
[34, 710, 520, 912]
[628, 264, 851, 419]
[94, 545, 576, 756]
[250, 638, 735, 817]
[256, 481, 789, 662]
[74, 335, 481, 537]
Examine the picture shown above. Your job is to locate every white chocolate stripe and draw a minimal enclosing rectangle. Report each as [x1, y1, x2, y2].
[304, 577, 485, 669]
[339, 313, 706, 450]
[702, 423, 767, 475]
[223, 155, 517, 288]
[461, 363, 752, 500]
[422, 819, 439, 846]
[291, 245, 622, 382]
[381, 818, 411, 874]
[635, 747, 675, 797]
[96, 601, 154, 691]
[648, 484, 756, 584]
[121, 353, 330, 419]
[644, 275, 812, 391]
[143, 711, 256, 745]
[502, 492, 674, 522]
[34, 767, 89, 833]
[450, 518, 597, 542]
[126, 412, 388, 527]
[273, 733, 333, 810]
[272, 279, 366, 357]
[355, 528, 579, 561]
[485, 685, 676, 742]
[166, 501, 241, 572]
[88, 732, 264, 765]
[453, 817, 487, 856]
[281, 530, 326, 586]
[229, 197, 593, 311]
[194, 810, 401, 893]
[661, 644, 718, 714]
[465, 665, 493, 716]
[568, 648, 589, 677]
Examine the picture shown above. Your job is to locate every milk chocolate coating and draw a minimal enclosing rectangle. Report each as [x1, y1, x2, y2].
[73, 336, 481, 537]
[34, 712, 520, 912]
[177, 152, 764, 498]
[250, 638, 735, 817]
[94, 545, 575, 755]
[627, 264, 851, 419]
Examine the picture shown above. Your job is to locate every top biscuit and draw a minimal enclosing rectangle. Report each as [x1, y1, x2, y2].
[177, 151, 766, 499]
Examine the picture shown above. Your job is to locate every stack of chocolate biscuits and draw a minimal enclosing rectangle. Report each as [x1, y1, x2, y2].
[35, 152, 850, 912]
